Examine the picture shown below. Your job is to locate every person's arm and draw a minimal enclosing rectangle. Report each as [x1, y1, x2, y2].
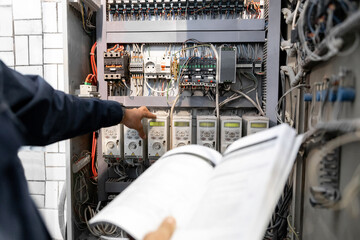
[0, 60, 154, 145]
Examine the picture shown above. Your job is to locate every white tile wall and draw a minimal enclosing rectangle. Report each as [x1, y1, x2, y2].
[44, 64, 58, 88]
[0, 0, 13, 6]
[58, 181, 65, 198]
[46, 153, 66, 167]
[42, 2, 58, 33]
[31, 194, 45, 208]
[0, 6, 13, 36]
[29, 35, 43, 65]
[44, 49, 63, 64]
[14, 20, 43, 35]
[39, 209, 62, 240]
[46, 167, 66, 181]
[15, 36, 29, 65]
[0, 37, 13, 51]
[46, 142, 59, 153]
[57, 64, 64, 91]
[15, 65, 43, 77]
[18, 151, 46, 181]
[57, 2, 63, 33]
[28, 181, 46, 195]
[0, 51, 14, 66]
[44, 33, 63, 49]
[59, 140, 66, 153]
[13, 0, 42, 20]
[45, 181, 58, 209]
[2, 2, 68, 239]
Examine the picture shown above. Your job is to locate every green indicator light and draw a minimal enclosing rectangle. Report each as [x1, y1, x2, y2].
[174, 122, 190, 127]
[224, 122, 240, 128]
[250, 122, 267, 128]
[200, 122, 215, 127]
[150, 121, 165, 127]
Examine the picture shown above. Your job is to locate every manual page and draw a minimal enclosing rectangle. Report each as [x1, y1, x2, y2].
[172, 124, 298, 240]
[90, 145, 222, 240]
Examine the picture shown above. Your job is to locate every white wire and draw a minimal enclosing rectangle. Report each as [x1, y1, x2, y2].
[145, 79, 175, 94]
[292, 0, 300, 30]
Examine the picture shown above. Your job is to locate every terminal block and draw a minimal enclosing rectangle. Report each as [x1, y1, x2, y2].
[130, 56, 144, 73]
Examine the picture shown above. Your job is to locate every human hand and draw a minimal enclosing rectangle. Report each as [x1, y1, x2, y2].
[143, 217, 176, 240]
[120, 106, 156, 139]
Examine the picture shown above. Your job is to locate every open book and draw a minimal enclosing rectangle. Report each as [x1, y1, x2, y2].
[90, 124, 303, 240]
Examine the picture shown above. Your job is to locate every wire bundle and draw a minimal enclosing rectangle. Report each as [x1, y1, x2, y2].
[85, 42, 98, 86]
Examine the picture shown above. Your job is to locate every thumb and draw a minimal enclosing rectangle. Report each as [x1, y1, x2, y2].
[143, 217, 176, 240]
[158, 217, 176, 237]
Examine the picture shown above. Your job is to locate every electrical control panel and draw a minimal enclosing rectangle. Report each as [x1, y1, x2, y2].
[218, 46, 237, 84]
[172, 111, 192, 149]
[242, 115, 269, 136]
[196, 115, 217, 149]
[147, 112, 169, 160]
[67, 0, 282, 238]
[124, 125, 145, 159]
[102, 124, 123, 158]
[220, 116, 242, 153]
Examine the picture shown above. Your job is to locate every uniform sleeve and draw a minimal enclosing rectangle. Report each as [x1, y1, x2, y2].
[0, 60, 124, 146]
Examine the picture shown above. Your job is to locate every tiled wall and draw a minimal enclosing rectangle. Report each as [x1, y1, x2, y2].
[0, 0, 66, 239]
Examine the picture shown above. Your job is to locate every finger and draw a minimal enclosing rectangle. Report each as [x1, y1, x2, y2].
[141, 107, 157, 119]
[157, 217, 176, 239]
[138, 126, 146, 139]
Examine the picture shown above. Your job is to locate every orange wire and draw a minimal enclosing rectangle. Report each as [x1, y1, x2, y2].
[107, 44, 117, 52]
[91, 132, 97, 178]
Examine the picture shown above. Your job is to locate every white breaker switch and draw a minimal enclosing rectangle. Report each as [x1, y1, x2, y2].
[102, 124, 123, 158]
[172, 111, 192, 149]
[124, 125, 145, 159]
[242, 115, 269, 136]
[220, 116, 242, 153]
[197, 115, 217, 149]
[148, 112, 169, 160]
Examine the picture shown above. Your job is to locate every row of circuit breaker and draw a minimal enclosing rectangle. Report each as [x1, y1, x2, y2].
[102, 112, 269, 161]
[107, 0, 263, 21]
[103, 46, 238, 86]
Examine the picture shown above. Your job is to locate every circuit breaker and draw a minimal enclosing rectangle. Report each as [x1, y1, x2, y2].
[220, 116, 242, 153]
[172, 111, 192, 149]
[242, 115, 269, 136]
[102, 124, 123, 158]
[124, 125, 145, 159]
[147, 112, 169, 160]
[197, 115, 217, 149]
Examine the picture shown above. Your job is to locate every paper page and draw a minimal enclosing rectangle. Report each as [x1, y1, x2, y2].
[172, 124, 296, 240]
[90, 145, 222, 240]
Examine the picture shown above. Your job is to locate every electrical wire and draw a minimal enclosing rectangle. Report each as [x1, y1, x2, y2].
[287, 215, 300, 240]
[91, 132, 97, 178]
[276, 84, 310, 123]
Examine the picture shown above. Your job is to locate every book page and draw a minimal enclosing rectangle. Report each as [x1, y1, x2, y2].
[172, 124, 298, 240]
[90, 145, 222, 240]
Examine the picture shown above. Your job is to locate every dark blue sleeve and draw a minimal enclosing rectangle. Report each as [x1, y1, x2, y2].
[0, 60, 124, 146]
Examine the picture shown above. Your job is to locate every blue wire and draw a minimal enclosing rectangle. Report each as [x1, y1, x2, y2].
[307, 3, 316, 33]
